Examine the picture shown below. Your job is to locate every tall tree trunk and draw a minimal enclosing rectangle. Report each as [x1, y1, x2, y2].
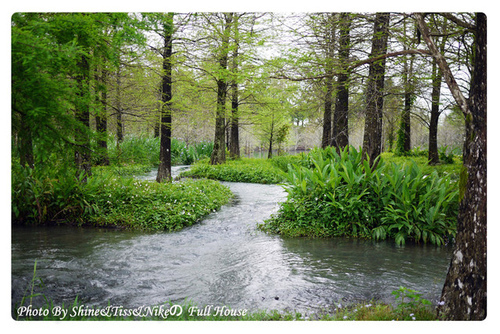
[267, 115, 274, 159]
[321, 75, 333, 148]
[428, 58, 443, 164]
[156, 13, 174, 183]
[332, 12, 351, 150]
[229, 19, 240, 160]
[321, 13, 335, 149]
[210, 13, 233, 165]
[96, 67, 110, 166]
[401, 52, 414, 153]
[416, 12, 487, 320]
[115, 66, 124, 147]
[75, 55, 92, 181]
[362, 13, 390, 165]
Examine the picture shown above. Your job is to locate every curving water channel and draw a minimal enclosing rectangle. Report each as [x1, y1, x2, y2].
[12, 166, 453, 315]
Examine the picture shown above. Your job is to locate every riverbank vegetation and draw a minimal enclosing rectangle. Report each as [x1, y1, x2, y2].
[11, 134, 230, 231]
[12, 163, 232, 231]
[258, 146, 459, 246]
[179, 156, 297, 184]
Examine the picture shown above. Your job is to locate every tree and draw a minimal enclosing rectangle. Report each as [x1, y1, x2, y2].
[12, 13, 80, 169]
[415, 12, 486, 320]
[153, 13, 175, 183]
[362, 13, 391, 164]
[395, 19, 416, 155]
[319, 13, 336, 149]
[332, 12, 352, 150]
[209, 13, 234, 165]
[229, 14, 241, 159]
[426, 16, 449, 164]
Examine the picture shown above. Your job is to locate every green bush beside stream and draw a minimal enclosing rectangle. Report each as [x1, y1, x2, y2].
[258, 146, 459, 246]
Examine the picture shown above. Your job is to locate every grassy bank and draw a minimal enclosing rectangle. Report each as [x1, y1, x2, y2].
[12, 164, 232, 231]
[180, 157, 289, 184]
[103, 135, 213, 167]
[12, 135, 228, 231]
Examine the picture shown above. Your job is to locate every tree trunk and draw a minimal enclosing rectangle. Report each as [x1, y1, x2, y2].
[96, 67, 110, 166]
[428, 54, 444, 164]
[321, 74, 333, 149]
[416, 12, 487, 320]
[321, 13, 336, 149]
[333, 13, 351, 150]
[115, 66, 124, 146]
[267, 116, 274, 159]
[401, 52, 414, 153]
[362, 13, 390, 165]
[210, 13, 233, 165]
[75, 55, 92, 181]
[229, 15, 240, 159]
[156, 13, 174, 183]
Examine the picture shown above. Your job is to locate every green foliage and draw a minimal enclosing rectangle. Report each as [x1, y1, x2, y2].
[171, 140, 214, 166]
[438, 145, 456, 164]
[391, 287, 433, 320]
[394, 117, 409, 156]
[259, 146, 459, 245]
[12, 164, 232, 231]
[180, 158, 285, 184]
[106, 135, 213, 167]
[84, 174, 232, 231]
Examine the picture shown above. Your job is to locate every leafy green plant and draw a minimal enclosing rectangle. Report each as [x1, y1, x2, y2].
[259, 146, 459, 245]
[391, 287, 432, 320]
[438, 145, 455, 164]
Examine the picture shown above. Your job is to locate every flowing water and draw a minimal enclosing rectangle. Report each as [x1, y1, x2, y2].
[11, 167, 453, 315]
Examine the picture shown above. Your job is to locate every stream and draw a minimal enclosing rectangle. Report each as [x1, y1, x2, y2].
[11, 166, 453, 315]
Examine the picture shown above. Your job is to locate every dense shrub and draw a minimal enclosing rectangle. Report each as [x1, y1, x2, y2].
[259, 146, 459, 246]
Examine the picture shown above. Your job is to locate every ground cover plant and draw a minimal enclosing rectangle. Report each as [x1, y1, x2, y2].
[258, 146, 459, 246]
[12, 163, 232, 231]
[179, 157, 287, 184]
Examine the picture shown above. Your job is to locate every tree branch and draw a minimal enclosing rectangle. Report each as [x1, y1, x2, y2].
[270, 49, 431, 82]
[414, 13, 471, 116]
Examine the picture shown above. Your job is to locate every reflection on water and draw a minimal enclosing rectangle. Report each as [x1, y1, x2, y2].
[12, 178, 452, 315]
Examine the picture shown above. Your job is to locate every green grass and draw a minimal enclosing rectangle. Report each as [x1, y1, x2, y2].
[102, 135, 213, 167]
[180, 158, 286, 184]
